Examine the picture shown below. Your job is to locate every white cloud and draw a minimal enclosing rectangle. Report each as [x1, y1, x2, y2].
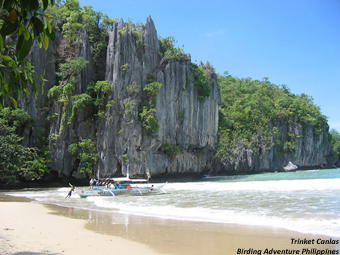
[329, 121, 340, 132]
[205, 30, 225, 37]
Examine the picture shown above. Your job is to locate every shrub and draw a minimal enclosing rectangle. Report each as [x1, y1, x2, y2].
[139, 106, 159, 136]
[0, 107, 34, 131]
[139, 75, 162, 136]
[87, 80, 112, 113]
[47, 113, 59, 121]
[161, 142, 181, 158]
[63, 83, 74, 96]
[190, 63, 211, 101]
[178, 111, 186, 123]
[57, 57, 89, 81]
[121, 63, 129, 73]
[147, 72, 155, 83]
[125, 101, 131, 114]
[79, 139, 97, 174]
[106, 100, 115, 107]
[68, 93, 93, 124]
[48, 86, 63, 101]
[159, 36, 188, 61]
[68, 143, 78, 156]
[127, 82, 139, 97]
[68, 139, 98, 174]
[118, 27, 127, 35]
[144, 81, 163, 99]
[0, 112, 50, 184]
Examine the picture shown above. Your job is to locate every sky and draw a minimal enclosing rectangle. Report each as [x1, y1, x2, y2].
[78, 0, 340, 132]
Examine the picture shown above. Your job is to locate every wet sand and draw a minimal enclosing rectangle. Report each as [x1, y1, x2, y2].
[0, 196, 162, 255]
[0, 195, 339, 255]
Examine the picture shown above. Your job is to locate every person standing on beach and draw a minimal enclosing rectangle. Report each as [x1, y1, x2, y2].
[66, 185, 75, 198]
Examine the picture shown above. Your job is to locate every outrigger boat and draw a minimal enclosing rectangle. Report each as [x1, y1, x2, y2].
[75, 176, 167, 198]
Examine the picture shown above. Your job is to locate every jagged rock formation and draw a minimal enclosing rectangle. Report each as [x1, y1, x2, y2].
[98, 17, 221, 178]
[21, 32, 60, 147]
[23, 16, 221, 178]
[216, 122, 331, 173]
[20, 16, 333, 179]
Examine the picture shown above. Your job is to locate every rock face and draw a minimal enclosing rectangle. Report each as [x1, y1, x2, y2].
[284, 161, 298, 171]
[98, 17, 221, 177]
[20, 16, 332, 179]
[23, 16, 221, 178]
[20, 31, 60, 147]
[217, 122, 331, 173]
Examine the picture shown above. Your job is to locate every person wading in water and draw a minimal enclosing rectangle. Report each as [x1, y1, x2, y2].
[66, 185, 75, 198]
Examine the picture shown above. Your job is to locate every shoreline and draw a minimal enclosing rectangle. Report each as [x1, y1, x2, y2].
[1, 195, 339, 255]
[2, 167, 338, 190]
[0, 196, 161, 255]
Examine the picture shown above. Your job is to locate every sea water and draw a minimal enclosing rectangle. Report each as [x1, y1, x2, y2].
[2, 168, 340, 237]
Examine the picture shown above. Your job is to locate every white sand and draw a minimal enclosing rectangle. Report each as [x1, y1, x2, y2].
[1, 197, 339, 255]
[0, 202, 163, 255]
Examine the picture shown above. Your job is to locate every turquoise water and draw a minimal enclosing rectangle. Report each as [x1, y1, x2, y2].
[204, 168, 340, 182]
[3, 168, 340, 237]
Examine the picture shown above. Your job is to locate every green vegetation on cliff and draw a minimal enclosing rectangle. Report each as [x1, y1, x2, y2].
[50, 0, 113, 81]
[159, 36, 188, 61]
[217, 73, 328, 161]
[68, 138, 97, 174]
[139, 73, 162, 136]
[190, 63, 212, 101]
[329, 129, 340, 161]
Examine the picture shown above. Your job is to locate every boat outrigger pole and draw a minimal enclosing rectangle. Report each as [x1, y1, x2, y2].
[127, 163, 130, 179]
[107, 190, 115, 196]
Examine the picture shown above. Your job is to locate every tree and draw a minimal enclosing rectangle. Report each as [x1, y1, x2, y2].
[57, 0, 82, 41]
[68, 138, 97, 174]
[57, 57, 89, 81]
[0, 108, 50, 184]
[86, 80, 111, 109]
[81, 5, 112, 80]
[190, 63, 211, 101]
[56, 2, 112, 81]
[139, 106, 159, 136]
[329, 129, 340, 161]
[159, 36, 188, 61]
[216, 73, 328, 161]
[0, 0, 56, 109]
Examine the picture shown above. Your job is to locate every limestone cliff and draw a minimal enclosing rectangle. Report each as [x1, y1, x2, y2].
[23, 16, 220, 178]
[19, 16, 333, 179]
[216, 121, 331, 173]
[97, 17, 221, 178]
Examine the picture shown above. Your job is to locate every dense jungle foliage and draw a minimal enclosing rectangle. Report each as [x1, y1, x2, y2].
[216, 72, 331, 161]
[0, 108, 50, 184]
[329, 129, 340, 161]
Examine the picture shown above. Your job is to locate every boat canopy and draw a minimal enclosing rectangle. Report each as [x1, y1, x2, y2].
[97, 177, 149, 183]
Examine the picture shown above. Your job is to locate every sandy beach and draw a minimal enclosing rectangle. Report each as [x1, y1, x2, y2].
[0, 196, 161, 255]
[0, 195, 339, 255]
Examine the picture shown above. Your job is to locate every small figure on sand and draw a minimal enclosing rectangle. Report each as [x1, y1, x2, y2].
[66, 185, 75, 198]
